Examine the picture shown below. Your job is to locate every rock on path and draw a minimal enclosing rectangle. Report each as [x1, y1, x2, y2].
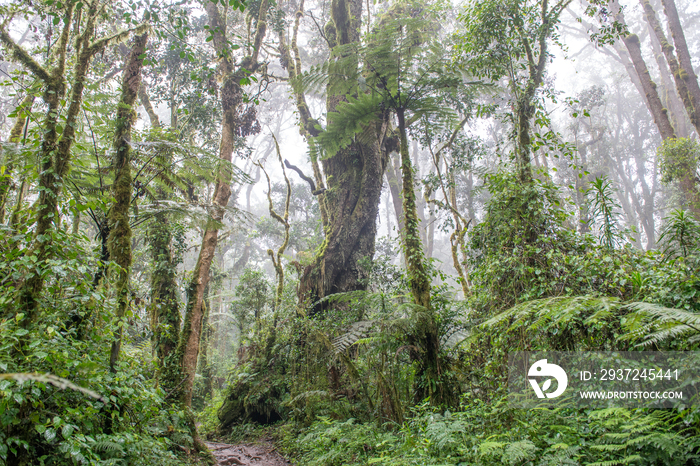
[205, 441, 293, 466]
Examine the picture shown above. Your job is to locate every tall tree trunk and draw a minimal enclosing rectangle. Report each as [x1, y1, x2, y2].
[397, 109, 430, 309]
[148, 214, 181, 379]
[174, 0, 268, 409]
[659, 0, 700, 135]
[612, 0, 676, 140]
[2, 5, 75, 316]
[108, 32, 149, 370]
[641, 0, 699, 135]
[139, 77, 181, 384]
[397, 107, 443, 403]
[646, 17, 688, 137]
[296, 0, 389, 311]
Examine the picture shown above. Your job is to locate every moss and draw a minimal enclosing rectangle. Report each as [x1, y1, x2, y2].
[324, 21, 337, 47]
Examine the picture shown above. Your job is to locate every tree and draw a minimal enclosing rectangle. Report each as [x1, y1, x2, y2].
[456, 0, 574, 183]
[161, 2, 270, 452]
[315, 3, 468, 403]
[108, 31, 149, 371]
[0, 1, 147, 317]
[279, 0, 391, 312]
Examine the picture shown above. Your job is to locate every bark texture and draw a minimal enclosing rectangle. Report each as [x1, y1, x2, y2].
[108, 32, 149, 370]
[659, 0, 700, 135]
[293, 0, 390, 311]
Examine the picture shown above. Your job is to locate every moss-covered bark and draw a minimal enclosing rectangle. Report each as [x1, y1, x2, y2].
[108, 32, 149, 370]
[296, 0, 390, 311]
[148, 214, 181, 380]
[2, 4, 75, 316]
[2, 4, 147, 317]
[0, 95, 34, 223]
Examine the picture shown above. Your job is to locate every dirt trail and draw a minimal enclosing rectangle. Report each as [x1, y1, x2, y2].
[205, 441, 293, 466]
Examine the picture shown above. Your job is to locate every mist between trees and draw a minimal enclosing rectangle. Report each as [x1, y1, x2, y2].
[0, 0, 699, 464]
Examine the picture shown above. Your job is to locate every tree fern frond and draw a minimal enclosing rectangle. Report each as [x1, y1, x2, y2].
[623, 302, 700, 346]
[315, 92, 384, 159]
[332, 320, 375, 353]
[483, 296, 621, 332]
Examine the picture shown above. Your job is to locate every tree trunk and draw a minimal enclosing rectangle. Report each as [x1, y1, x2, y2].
[386, 153, 406, 234]
[612, 1, 676, 140]
[397, 107, 444, 404]
[7, 5, 75, 315]
[297, 0, 389, 311]
[659, 0, 700, 135]
[641, 0, 699, 136]
[0, 95, 34, 223]
[646, 18, 688, 137]
[108, 32, 149, 370]
[397, 109, 430, 309]
[174, 0, 268, 409]
[148, 213, 181, 379]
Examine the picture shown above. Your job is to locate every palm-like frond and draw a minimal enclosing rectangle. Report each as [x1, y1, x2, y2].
[483, 296, 621, 332]
[315, 93, 384, 159]
[623, 302, 700, 346]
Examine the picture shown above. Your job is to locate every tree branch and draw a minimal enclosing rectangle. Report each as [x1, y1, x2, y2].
[0, 28, 50, 82]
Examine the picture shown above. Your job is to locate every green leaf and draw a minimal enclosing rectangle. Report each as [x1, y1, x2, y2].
[44, 428, 56, 442]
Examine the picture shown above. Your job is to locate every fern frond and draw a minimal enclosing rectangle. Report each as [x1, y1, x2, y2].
[332, 320, 375, 353]
[315, 92, 384, 159]
[623, 302, 700, 346]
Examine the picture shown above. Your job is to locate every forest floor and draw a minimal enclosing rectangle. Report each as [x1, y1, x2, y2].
[205, 440, 293, 466]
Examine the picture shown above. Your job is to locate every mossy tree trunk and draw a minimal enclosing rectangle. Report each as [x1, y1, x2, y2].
[1, 5, 75, 316]
[287, 0, 389, 311]
[1, 4, 146, 318]
[148, 215, 181, 381]
[659, 0, 700, 135]
[108, 31, 149, 370]
[397, 107, 442, 403]
[0, 95, 34, 223]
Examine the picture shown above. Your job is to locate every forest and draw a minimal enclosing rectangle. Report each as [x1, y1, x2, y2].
[0, 0, 699, 464]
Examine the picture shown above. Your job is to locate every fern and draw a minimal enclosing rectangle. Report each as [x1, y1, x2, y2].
[623, 302, 700, 346]
[478, 440, 506, 458]
[483, 296, 621, 332]
[94, 439, 125, 456]
[314, 93, 384, 159]
[332, 320, 376, 353]
[504, 440, 538, 465]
